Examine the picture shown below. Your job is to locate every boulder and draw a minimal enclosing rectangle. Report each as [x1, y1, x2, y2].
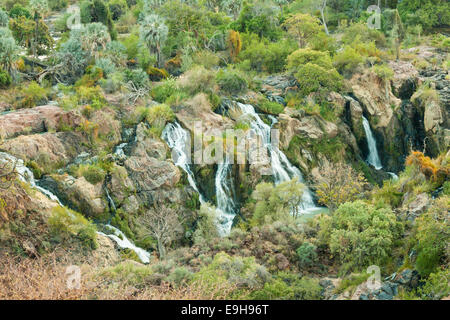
[388, 60, 419, 99]
[0, 105, 82, 139]
[1, 131, 86, 166]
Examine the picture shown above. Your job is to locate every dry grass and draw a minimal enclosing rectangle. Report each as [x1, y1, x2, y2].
[0, 253, 237, 300]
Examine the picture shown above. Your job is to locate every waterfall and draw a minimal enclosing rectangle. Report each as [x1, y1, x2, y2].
[362, 116, 382, 170]
[0, 152, 151, 264]
[162, 122, 205, 203]
[98, 225, 150, 264]
[215, 156, 237, 235]
[162, 122, 237, 235]
[236, 103, 319, 212]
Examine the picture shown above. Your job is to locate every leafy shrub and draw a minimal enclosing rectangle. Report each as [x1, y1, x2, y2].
[417, 269, 450, 300]
[0, 68, 11, 88]
[238, 36, 297, 73]
[193, 252, 270, 295]
[296, 242, 318, 269]
[48, 0, 68, 10]
[177, 65, 216, 95]
[99, 71, 125, 93]
[75, 164, 106, 184]
[48, 206, 98, 249]
[251, 272, 322, 300]
[257, 99, 284, 115]
[124, 68, 149, 89]
[192, 50, 220, 69]
[320, 201, 403, 270]
[193, 204, 219, 246]
[151, 77, 178, 103]
[9, 4, 31, 19]
[414, 197, 449, 277]
[20, 81, 49, 108]
[294, 63, 342, 97]
[216, 69, 248, 95]
[0, 8, 9, 27]
[333, 46, 364, 76]
[287, 48, 333, 71]
[95, 57, 116, 77]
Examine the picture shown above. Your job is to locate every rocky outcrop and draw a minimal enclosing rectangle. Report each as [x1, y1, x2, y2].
[0, 105, 82, 139]
[0, 131, 87, 167]
[389, 60, 419, 99]
[39, 174, 107, 218]
[124, 123, 182, 205]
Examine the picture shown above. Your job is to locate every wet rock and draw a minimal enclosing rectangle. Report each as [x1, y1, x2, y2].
[388, 61, 419, 99]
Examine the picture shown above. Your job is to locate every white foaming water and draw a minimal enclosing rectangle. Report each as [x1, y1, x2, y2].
[362, 116, 382, 170]
[387, 172, 399, 181]
[98, 225, 150, 264]
[215, 156, 237, 235]
[162, 122, 235, 235]
[162, 122, 205, 203]
[0, 152, 150, 264]
[236, 103, 319, 212]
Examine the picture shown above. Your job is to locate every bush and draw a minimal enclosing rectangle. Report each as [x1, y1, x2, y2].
[151, 77, 178, 103]
[238, 36, 297, 73]
[95, 57, 116, 77]
[48, 206, 98, 249]
[294, 63, 342, 97]
[414, 197, 449, 277]
[193, 204, 219, 246]
[177, 65, 216, 95]
[250, 272, 322, 300]
[333, 46, 364, 76]
[216, 69, 248, 96]
[257, 99, 284, 115]
[0, 68, 11, 88]
[287, 48, 333, 71]
[75, 164, 106, 184]
[320, 201, 403, 270]
[124, 68, 149, 89]
[0, 8, 9, 27]
[296, 242, 318, 269]
[20, 81, 49, 108]
[192, 50, 220, 70]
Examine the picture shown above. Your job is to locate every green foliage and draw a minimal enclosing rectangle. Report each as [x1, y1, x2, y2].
[48, 206, 98, 249]
[296, 242, 318, 269]
[414, 197, 449, 277]
[417, 269, 450, 300]
[282, 13, 323, 48]
[80, 0, 117, 39]
[193, 204, 219, 246]
[8, 4, 32, 19]
[216, 68, 248, 95]
[48, 0, 68, 10]
[258, 99, 284, 115]
[108, 0, 128, 20]
[19, 81, 49, 108]
[286, 48, 333, 71]
[75, 163, 106, 184]
[372, 64, 394, 80]
[151, 77, 178, 103]
[0, 68, 12, 88]
[398, 0, 450, 30]
[193, 252, 270, 294]
[0, 27, 19, 72]
[95, 57, 116, 77]
[251, 272, 322, 300]
[295, 63, 342, 97]
[333, 46, 364, 76]
[0, 8, 9, 27]
[124, 68, 149, 89]
[238, 35, 297, 73]
[139, 13, 168, 67]
[320, 201, 403, 271]
[232, 2, 281, 40]
[250, 178, 305, 226]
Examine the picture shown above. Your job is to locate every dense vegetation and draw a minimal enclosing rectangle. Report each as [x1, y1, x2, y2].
[0, 0, 448, 300]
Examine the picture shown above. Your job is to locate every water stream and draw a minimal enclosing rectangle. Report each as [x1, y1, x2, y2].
[362, 116, 383, 170]
[0, 152, 151, 264]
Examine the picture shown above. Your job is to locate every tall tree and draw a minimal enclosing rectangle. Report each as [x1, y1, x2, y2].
[139, 13, 168, 68]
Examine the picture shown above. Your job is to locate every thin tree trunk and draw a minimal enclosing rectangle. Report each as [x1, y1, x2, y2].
[320, 0, 329, 35]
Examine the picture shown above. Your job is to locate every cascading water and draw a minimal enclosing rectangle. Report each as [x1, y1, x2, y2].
[162, 122, 237, 235]
[214, 156, 237, 235]
[362, 116, 382, 170]
[236, 103, 319, 212]
[162, 122, 205, 203]
[0, 151, 150, 264]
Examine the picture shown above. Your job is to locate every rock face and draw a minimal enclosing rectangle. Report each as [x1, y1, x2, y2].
[389, 60, 419, 99]
[0, 105, 82, 139]
[39, 175, 107, 218]
[124, 123, 182, 205]
[1, 131, 87, 166]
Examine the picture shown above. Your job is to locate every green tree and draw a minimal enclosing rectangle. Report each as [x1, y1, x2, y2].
[139, 13, 168, 67]
[320, 201, 403, 270]
[282, 13, 323, 48]
[0, 27, 19, 74]
[0, 8, 9, 27]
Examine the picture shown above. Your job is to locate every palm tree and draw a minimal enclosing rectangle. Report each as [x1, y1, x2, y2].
[139, 13, 168, 68]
